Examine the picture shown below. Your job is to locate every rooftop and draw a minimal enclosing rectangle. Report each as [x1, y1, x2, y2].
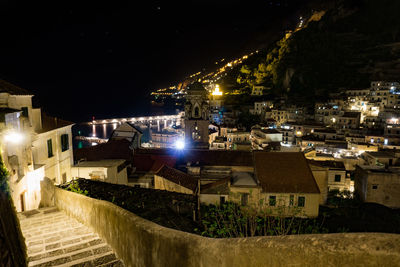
[156, 165, 198, 192]
[231, 172, 257, 187]
[254, 152, 320, 194]
[364, 151, 395, 158]
[200, 178, 230, 194]
[135, 148, 253, 167]
[307, 160, 346, 170]
[38, 113, 74, 134]
[74, 139, 133, 162]
[0, 79, 33, 95]
[74, 159, 127, 168]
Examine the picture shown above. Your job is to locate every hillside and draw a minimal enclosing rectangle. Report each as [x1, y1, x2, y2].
[219, 0, 400, 103]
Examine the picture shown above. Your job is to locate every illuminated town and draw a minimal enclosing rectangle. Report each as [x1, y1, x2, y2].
[1, 1, 400, 266]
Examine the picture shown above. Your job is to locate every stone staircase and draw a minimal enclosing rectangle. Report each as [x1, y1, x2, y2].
[18, 207, 124, 267]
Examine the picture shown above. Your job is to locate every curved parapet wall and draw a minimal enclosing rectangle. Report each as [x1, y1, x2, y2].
[54, 187, 400, 267]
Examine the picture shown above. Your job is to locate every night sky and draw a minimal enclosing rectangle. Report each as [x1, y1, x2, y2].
[0, 0, 311, 122]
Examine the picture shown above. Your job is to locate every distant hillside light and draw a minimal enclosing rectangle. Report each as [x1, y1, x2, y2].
[4, 131, 24, 144]
[212, 84, 223, 96]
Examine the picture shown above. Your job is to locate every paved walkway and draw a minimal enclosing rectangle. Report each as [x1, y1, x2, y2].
[18, 207, 124, 267]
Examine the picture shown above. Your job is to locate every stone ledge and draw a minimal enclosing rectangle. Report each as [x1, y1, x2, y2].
[53, 185, 400, 267]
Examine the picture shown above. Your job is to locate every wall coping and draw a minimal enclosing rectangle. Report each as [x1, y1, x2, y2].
[54, 186, 400, 267]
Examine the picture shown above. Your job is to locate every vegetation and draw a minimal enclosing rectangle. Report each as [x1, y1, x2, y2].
[60, 179, 200, 233]
[220, 0, 400, 103]
[0, 154, 10, 194]
[326, 189, 358, 207]
[66, 180, 88, 196]
[197, 202, 328, 238]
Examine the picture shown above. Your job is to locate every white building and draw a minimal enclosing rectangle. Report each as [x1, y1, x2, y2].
[71, 159, 129, 185]
[250, 127, 282, 150]
[0, 80, 74, 212]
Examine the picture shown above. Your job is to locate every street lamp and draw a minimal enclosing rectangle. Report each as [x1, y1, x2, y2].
[3, 131, 24, 144]
[175, 139, 185, 150]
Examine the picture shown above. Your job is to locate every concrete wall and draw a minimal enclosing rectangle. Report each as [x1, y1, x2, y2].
[154, 175, 193, 195]
[199, 194, 228, 205]
[327, 170, 347, 191]
[355, 168, 400, 208]
[53, 186, 400, 267]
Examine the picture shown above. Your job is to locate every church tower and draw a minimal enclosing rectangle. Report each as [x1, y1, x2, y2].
[184, 82, 209, 149]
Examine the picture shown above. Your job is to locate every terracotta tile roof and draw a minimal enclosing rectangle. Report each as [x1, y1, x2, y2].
[74, 139, 133, 162]
[254, 152, 320, 194]
[179, 149, 253, 166]
[135, 148, 253, 167]
[37, 113, 74, 134]
[155, 165, 198, 192]
[0, 79, 33, 95]
[133, 153, 177, 172]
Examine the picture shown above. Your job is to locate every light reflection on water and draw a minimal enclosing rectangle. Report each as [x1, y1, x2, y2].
[73, 122, 163, 149]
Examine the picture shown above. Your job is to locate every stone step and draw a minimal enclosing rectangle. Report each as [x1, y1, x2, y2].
[29, 243, 113, 267]
[19, 207, 124, 267]
[28, 238, 105, 261]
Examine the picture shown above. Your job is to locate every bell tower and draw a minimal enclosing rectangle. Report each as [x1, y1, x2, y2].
[184, 82, 209, 149]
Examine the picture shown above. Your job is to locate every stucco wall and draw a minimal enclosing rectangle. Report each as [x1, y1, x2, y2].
[199, 194, 228, 205]
[154, 175, 193, 195]
[32, 126, 73, 184]
[53, 186, 400, 267]
[259, 193, 319, 218]
[310, 167, 328, 204]
[328, 170, 347, 190]
[362, 172, 400, 208]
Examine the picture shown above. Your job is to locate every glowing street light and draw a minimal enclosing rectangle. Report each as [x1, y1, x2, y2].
[212, 84, 223, 96]
[175, 139, 185, 150]
[3, 131, 24, 144]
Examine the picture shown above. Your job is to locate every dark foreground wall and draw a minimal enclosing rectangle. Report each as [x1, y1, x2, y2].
[53, 185, 400, 267]
[0, 191, 27, 267]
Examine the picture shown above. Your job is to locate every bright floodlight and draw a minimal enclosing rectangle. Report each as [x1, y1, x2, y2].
[4, 131, 24, 144]
[175, 139, 185, 150]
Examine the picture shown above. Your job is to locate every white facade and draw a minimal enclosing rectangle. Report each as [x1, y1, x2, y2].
[72, 159, 128, 185]
[0, 81, 74, 212]
[31, 125, 74, 184]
